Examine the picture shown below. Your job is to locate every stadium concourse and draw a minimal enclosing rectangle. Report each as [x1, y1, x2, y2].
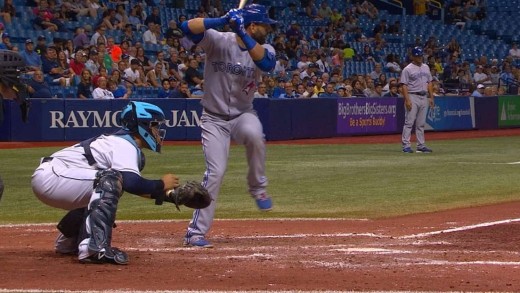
[3, 0, 519, 99]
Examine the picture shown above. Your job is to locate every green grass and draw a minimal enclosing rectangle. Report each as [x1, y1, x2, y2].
[1, 136, 520, 224]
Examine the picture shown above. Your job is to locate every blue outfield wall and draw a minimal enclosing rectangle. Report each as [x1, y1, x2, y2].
[0, 96, 503, 142]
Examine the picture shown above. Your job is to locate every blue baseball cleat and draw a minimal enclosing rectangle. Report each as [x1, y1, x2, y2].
[183, 237, 214, 248]
[254, 193, 272, 211]
[402, 147, 413, 153]
[416, 146, 433, 153]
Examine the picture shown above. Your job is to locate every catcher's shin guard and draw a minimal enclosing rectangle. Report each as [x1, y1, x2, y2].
[79, 169, 127, 264]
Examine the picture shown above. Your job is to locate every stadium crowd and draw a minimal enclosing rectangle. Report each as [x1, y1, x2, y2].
[3, 0, 520, 100]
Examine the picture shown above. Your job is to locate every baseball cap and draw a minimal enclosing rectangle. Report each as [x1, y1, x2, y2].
[38, 35, 46, 40]
[25, 39, 34, 44]
[412, 46, 423, 57]
[121, 53, 130, 59]
[306, 81, 315, 87]
[168, 76, 178, 81]
[477, 84, 485, 89]
[2, 33, 9, 38]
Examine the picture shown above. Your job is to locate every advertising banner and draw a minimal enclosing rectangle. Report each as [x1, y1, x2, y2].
[337, 98, 399, 135]
[498, 96, 520, 127]
[425, 97, 473, 130]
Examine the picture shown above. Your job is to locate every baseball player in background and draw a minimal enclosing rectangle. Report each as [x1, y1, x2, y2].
[400, 46, 434, 153]
[179, 4, 277, 248]
[31, 101, 180, 265]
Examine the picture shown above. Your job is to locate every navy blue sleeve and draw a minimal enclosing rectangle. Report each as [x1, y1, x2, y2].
[121, 171, 164, 195]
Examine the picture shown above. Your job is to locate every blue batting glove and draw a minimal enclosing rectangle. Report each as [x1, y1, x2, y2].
[230, 13, 247, 37]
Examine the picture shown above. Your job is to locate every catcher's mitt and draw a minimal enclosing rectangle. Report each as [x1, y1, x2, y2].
[165, 181, 211, 211]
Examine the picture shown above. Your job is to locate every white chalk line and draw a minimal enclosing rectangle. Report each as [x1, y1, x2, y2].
[0, 288, 448, 293]
[303, 259, 520, 269]
[399, 218, 520, 239]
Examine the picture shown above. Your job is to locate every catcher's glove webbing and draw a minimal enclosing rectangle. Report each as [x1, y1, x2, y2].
[153, 181, 212, 211]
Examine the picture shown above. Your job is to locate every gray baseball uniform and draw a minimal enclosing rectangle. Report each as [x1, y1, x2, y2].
[185, 29, 273, 240]
[400, 62, 432, 149]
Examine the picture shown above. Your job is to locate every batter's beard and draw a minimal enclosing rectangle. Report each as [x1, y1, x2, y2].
[251, 32, 267, 45]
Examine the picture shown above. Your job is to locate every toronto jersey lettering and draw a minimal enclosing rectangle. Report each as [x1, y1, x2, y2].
[198, 29, 275, 116]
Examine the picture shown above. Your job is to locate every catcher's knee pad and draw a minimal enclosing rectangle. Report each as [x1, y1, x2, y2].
[57, 207, 87, 238]
[86, 169, 123, 253]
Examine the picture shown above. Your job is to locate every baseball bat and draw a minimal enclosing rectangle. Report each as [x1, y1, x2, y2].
[238, 0, 248, 9]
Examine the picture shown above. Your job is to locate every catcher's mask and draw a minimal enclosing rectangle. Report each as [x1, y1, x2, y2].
[119, 101, 166, 153]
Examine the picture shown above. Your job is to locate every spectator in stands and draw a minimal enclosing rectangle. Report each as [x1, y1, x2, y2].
[63, 0, 98, 19]
[456, 68, 471, 90]
[273, 54, 289, 77]
[27, 70, 53, 99]
[184, 58, 203, 89]
[471, 83, 485, 97]
[85, 49, 101, 76]
[114, 4, 128, 27]
[42, 46, 69, 85]
[90, 25, 108, 46]
[316, 53, 331, 74]
[499, 63, 516, 88]
[385, 53, 402, 73]
[35, 35, 47, 56]
[301, 81, 316, 98]
[168, 76, 179, 91]
[33, 1, 59, 32]
[92, 65, 108, 87]
[304, 0, 321, 19]
[108, 79, 129, 99]
[124, 59, 145, 87]
[166, 20, 184, 40]
[296, 53, 310, 71]
[351, 79, 366, 97]
[73, 27, 90, 51]
[446, 37, 461, 60]
[69, 50, 87, 78]
[363, 78, 378, 97]
[383, 82, 400, 97]
[1, 0, 15, 24]
[128, 5, 144, 30]
[95, 42, 113, 73]
[317, 2, 332, 19]
[278, 82, 298, 99]
[319, 82, 339, 98]
[110, 68, 126, 87]
[171, 80, 192, 99]
[77, 68, 93, 99]
[92, 76, 114, 99]
[145, 6, 162, 27]
[509, 43, 520, 60]
[0, 33, 16, 51]
[146, 62, 165, 88]
[473, 65, 491, 85]
[143, 23, 158, 45]
[20, 39, 42, 73]
[330, 8, 343, 26]
[167, 49, 182, 80]
[357, 44, 376, 63]
[135, 46, 153, 72]
[157, 78, 174, 98]
[254, 82, 269, 98]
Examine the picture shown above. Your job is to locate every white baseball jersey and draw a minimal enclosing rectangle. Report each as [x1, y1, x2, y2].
[32, 135, 141, 210]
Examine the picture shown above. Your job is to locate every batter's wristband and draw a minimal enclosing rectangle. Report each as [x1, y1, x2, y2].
[240, 33, 257, 51]
[203, 17, 228, 29]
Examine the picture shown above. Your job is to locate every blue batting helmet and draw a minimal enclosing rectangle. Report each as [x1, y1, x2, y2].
[120, 101, 166, 153]
[412, 46, 424, 57]
[242, 4, 277, 26]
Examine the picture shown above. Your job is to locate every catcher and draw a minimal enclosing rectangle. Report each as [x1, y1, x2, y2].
[31, 101, 211, 265]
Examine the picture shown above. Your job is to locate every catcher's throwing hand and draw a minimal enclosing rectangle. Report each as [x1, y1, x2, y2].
[165, 181, 212, 211]
[162, 174, 180, 190]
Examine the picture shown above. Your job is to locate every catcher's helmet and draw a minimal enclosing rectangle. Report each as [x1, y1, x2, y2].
[412, 46, 424, 57]
[120, 101, 166, 153]
[242, 4, 277, 26]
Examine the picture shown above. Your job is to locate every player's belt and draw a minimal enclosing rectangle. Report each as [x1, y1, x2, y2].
[41, 157, 54, 163]
[409, 91, 427, 96]
[203, 109, 242, 121]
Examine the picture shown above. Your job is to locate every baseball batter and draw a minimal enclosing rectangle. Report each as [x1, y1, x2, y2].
[180, 4, 277, 248]
[31, 101, 179, 264]
[400, 46, 434, 153]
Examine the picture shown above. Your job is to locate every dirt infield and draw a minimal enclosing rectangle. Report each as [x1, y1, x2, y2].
[1, 129, 520, 292]
[1, 201, 520, 292]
